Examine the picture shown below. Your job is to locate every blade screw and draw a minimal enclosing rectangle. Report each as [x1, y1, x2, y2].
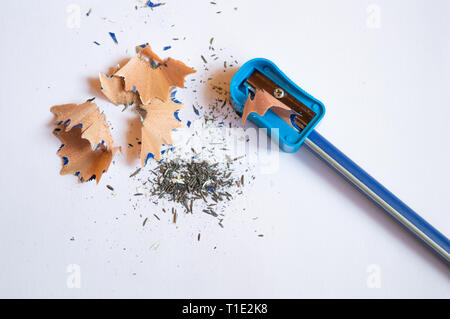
[274, 87, 285, 99]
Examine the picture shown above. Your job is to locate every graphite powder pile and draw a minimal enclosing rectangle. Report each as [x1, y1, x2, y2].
[135, 155, 251, 223]
[148, 160, 236, 213]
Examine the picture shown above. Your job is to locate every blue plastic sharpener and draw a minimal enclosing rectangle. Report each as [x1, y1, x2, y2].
[230, 58, 450, 265]
[230, 58, 325, 152]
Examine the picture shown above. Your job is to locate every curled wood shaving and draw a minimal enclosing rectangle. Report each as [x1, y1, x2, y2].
[53, 125, 119, 183]
[50, 102, 114, 150]
[242, 89, 291, 126]
[161, 58, 196, 88]
[113, 44, 195, 105]
[99, 73, 139, 106]
[50, 102, 119, 183]
[115, 54, 171, 105]
[140, 99, 184, 165]
[139, 44, 164, 64]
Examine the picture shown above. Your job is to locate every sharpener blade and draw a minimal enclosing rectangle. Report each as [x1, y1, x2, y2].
[245, 70, 316, 130]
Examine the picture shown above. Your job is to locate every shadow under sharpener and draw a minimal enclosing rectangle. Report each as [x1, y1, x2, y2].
[230, 58, 325, 153]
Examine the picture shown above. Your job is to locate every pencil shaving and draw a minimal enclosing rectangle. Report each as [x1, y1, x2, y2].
[53, 125, 119, 183]
[271, 107, 296, 129]
[50, 102, 118, 183]
[139, 44, 164, 64]
[242, 89, 291, 126]
[161, 58, 196, 88]
[99, 73, 138, 106]
[115, 54, 171, 104]
[140, 99, 184, 164]
[81, 112, 114, 151]
[113, 44, 195, 105]
[50, 102, 99, 132]
[50, 43, 194, 185]
[51, 102, 114, 150]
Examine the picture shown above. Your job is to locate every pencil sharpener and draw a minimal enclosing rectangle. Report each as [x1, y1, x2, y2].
[230, 58, 325, 152]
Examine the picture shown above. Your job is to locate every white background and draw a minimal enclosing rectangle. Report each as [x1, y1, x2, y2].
[0, 0, 449, 298]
